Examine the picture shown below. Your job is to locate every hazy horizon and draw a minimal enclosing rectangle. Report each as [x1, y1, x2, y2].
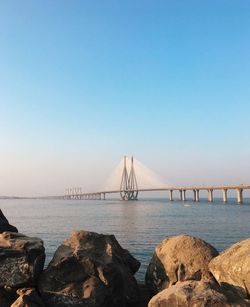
[1, 1, 250, 197]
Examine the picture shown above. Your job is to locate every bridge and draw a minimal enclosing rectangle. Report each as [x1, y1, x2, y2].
[64, 156, 250, 203]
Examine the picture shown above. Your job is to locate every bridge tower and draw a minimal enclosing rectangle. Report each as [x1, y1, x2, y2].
[120, 156, 138, 200]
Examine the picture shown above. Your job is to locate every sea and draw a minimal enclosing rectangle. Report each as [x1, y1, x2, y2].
[1, 198, 250, 282]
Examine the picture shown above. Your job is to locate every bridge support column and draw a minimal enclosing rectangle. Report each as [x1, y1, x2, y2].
[169, 190, 173, 201]
[103, 193, 106, 200]
[237, 188, 243, 204]
[195, 190, 200, 202]
[223, 189, 228, 203]
[179, 190, 183, 201]
[193, 189, 199, 202]
[182, 190, 186, 201]
[193, 190, 196, 201]
[208, 189, 213, 202]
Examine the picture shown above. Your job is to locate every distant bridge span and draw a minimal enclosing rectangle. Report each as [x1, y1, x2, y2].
[65, 184, 250, 203]
[64, 156, 250, 203]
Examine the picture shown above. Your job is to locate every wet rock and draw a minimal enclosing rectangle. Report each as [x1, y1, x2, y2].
[11, 288, 45, 307]
[209, 237, 250, 299]
[145, 234, 218, 294]
[0, 209, 18, 233]
[38, 230, 140, 307]
[0, 232, 45, 288]
[148, 280, 249, 307]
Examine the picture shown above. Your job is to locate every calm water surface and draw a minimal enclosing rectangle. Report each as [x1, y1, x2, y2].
[1, 198, 250, 281]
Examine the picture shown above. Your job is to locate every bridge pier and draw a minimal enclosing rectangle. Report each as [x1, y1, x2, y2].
[169, 190, 173, 201]
[196, 190, 200, 202]
[193, 190, 196, 201]
[193, 189, 199, 202]
[208, 189, 213, 202]
[179, 190, 183, 201]
[223, 189, 228, 203]
[182, 190, 186, 201]
[237, 188, 243, 204]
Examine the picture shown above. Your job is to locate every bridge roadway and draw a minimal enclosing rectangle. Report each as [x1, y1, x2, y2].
[65, 184, 250, 203]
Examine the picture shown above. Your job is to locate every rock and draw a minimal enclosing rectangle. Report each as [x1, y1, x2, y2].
[0, 232, 45, 288]
[145, 234, 219, 294]
[137, 284, 152, 307]
[38, 230, 140, 307]
[11, 288, 45, 307]
[209, 237, 250, 299]
[0, 288, 17, 307]
[0, 209, 18, 233]
[148, 280, 249, 307]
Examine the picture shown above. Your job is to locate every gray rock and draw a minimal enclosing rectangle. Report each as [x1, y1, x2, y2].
[38, 230, 140, 307]
[146, 234, 218, 294]
[209, 237, 250, 299]
[0, 232, 45, 288]
[0, 209, 18, 233]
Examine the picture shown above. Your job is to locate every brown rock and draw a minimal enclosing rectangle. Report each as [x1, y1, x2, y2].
[11, 288, 45, 307]
[148, 280, 249, 307]
[38, 230, 140, 307]
[209, 237, 250, 299]
[0, 209, 18, 233]
[145, 234, 218, 294]
[0, 232, 45, 288]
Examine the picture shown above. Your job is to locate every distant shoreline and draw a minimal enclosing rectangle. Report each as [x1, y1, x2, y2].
[0, 196, 64, 200]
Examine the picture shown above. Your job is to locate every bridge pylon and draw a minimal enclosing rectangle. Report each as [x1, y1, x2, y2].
[120, 156, 138, 200]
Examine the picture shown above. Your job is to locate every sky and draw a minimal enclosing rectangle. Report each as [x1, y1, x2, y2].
[0, 1, 250, 196]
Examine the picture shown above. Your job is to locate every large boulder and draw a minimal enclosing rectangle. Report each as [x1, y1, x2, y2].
[148, 280, 249, 307]
[0, 232, 45, 288]
[11, 288, 45, 307]
[38, 230, 141, 307]
[209, 237, 250, 299]
[0, 209, 18, 233]
[146, 234, 218, 294]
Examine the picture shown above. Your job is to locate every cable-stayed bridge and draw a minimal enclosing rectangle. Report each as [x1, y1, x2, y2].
[64, 156, 250, 203]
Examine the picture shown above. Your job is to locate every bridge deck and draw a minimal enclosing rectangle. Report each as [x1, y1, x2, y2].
[70, 184, 250, 197]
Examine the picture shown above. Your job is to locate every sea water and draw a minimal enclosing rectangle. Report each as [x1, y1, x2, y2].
[1, 198, 250, 281]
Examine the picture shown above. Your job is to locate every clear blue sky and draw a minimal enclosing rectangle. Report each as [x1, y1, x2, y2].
[0, 1, 250, 196]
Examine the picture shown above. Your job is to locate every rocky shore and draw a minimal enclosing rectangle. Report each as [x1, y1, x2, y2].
[0, 209, 249, 307]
